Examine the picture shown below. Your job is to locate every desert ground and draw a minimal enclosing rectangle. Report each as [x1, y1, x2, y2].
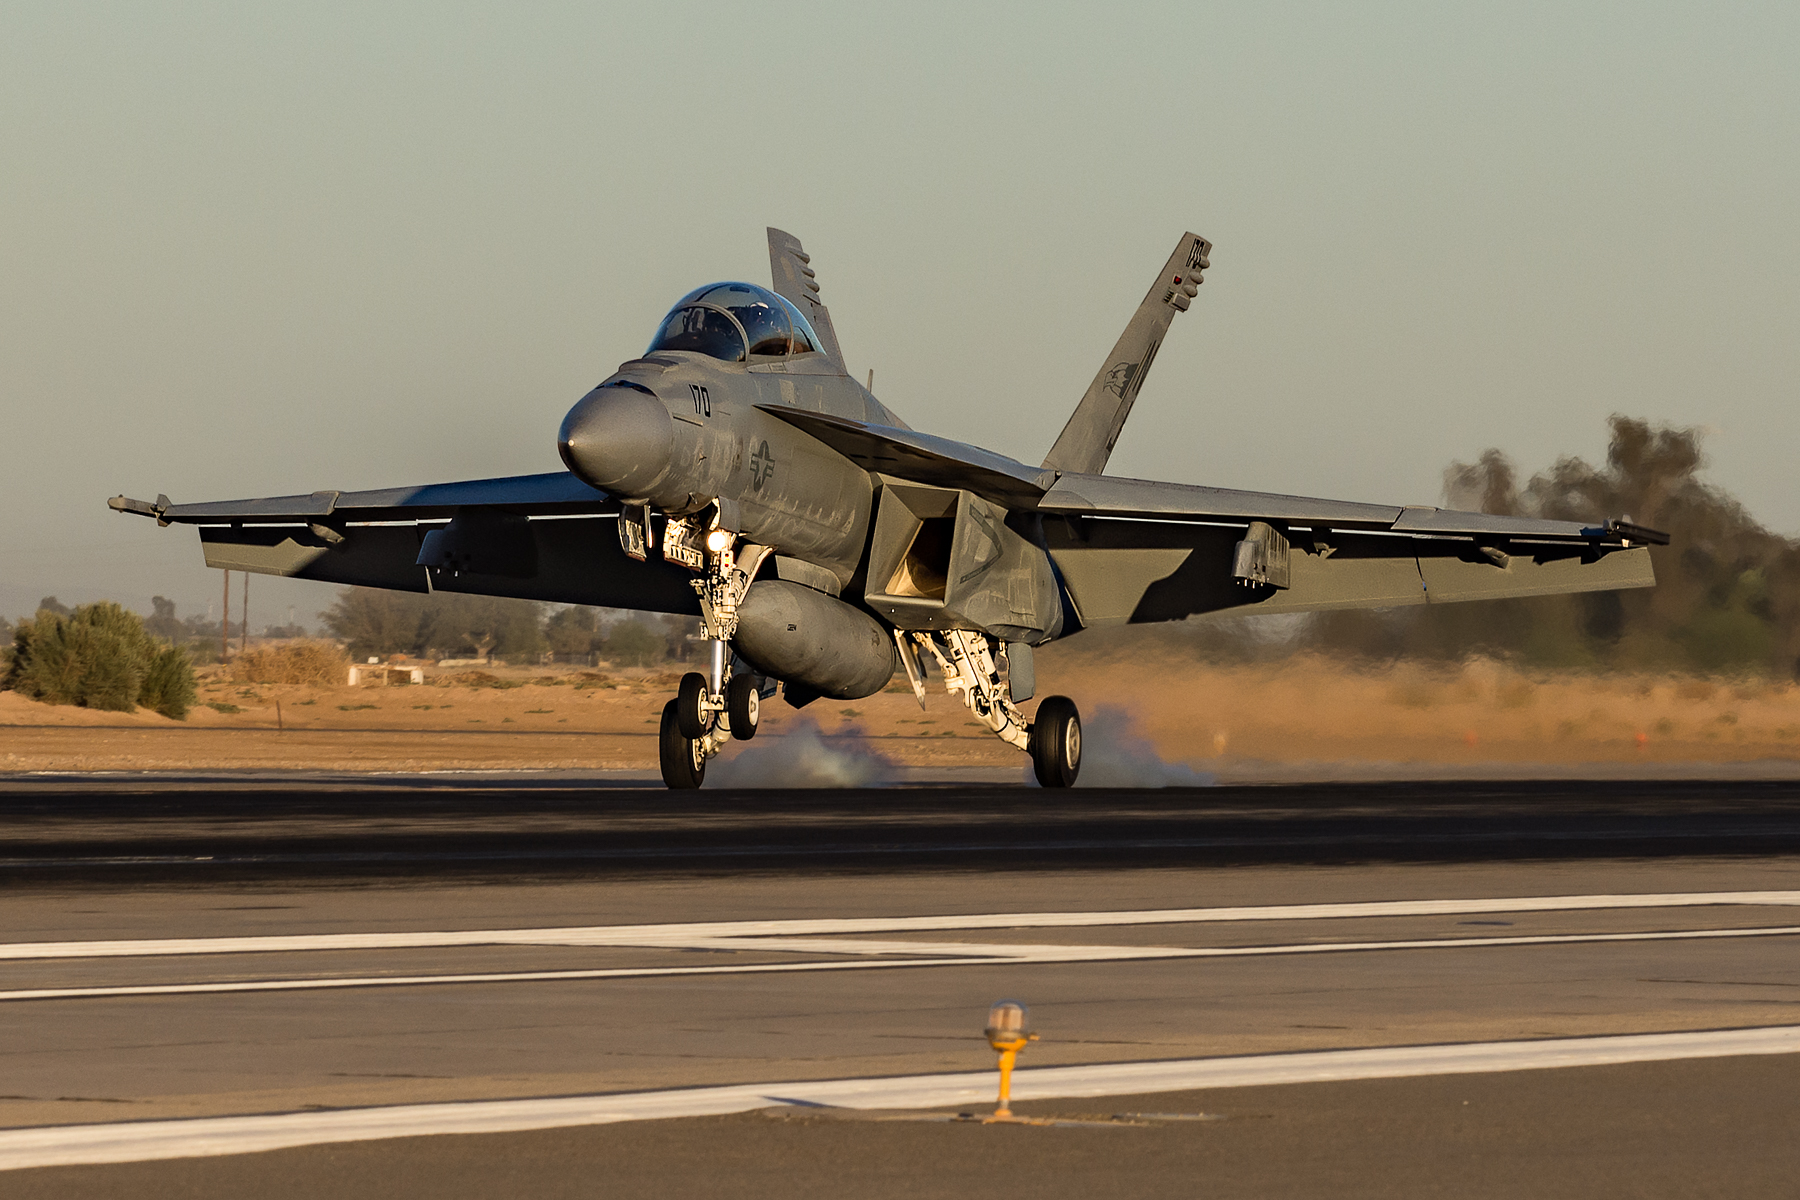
[5, 644, 1799, 776]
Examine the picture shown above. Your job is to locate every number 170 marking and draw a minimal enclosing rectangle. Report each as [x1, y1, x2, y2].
[689, 384, 711, 417]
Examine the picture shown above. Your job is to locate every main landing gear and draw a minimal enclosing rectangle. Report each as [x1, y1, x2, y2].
[902, 630, 1083, 788]
[649, 509, 1080, 790]
[657, 517, 767, 790]
[1028, 694, 1081, 788]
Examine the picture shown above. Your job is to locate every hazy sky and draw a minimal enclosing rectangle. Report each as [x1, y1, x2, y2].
[3, 3, 1796, 628]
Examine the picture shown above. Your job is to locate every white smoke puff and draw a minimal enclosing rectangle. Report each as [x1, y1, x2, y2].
[1057, 704, 1215, 788]
[708, 715, 901, 788]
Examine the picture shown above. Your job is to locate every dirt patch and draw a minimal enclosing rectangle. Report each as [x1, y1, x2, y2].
[2, 656, 1798, 774]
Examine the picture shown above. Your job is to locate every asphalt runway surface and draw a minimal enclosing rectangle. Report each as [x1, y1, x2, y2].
[3, 774, 1799, 1196]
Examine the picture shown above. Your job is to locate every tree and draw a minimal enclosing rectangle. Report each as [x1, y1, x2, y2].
[1304, 415, 1800, 675]
[37, 596, 70, 616]
[144, 596, 184, 643]
[603, 620, 668, 667]
[4, 601, 195, 719]
[319, 589, 547, 662]
[545, 606, 601, 657]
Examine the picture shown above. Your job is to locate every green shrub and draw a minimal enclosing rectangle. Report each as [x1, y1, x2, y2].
[140, 644, 198, 720]
[3, 601, 197, 719]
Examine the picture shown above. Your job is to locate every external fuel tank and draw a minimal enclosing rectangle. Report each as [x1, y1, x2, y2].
[732, 579, 897, 701]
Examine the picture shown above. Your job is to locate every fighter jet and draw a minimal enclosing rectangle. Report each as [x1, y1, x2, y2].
[111, 229, 1666, 788]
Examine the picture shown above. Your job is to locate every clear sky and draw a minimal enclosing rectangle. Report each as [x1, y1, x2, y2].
[3, 3, 1796, 628]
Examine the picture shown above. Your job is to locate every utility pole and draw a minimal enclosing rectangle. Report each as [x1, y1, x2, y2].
[220, 570, 230, 664]
[241, 571, 249, 656]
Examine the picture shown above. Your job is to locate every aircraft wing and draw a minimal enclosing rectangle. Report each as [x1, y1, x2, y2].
[108, 473, 700, 614]
[108, 471, 618, 526]
[1035, 471, 1666, 626]
[1037, 471, 1661, 542]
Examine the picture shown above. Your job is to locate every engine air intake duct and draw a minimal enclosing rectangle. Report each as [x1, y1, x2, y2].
[732, 579, 897, 701]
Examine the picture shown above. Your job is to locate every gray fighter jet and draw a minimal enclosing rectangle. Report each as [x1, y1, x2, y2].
[111, 229, 1666, 787]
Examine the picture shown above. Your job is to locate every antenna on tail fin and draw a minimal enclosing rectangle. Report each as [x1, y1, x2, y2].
[1041, 232, 1210, 476]
[767, 228, 847, 371]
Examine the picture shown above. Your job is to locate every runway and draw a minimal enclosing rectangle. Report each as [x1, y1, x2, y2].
[3, 775, 1799, 1195]
[6, 773, 1800, 878]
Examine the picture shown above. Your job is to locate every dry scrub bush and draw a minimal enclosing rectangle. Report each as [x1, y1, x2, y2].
[232, 641, 348, 686]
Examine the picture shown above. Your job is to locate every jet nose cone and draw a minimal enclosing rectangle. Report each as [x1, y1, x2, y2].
[557, 385, 675, 500]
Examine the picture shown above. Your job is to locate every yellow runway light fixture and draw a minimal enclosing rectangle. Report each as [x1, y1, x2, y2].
[984, 1000, 1039, 1120]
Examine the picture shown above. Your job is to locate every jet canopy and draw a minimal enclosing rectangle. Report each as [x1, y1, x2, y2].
[647, 282, 823, 362]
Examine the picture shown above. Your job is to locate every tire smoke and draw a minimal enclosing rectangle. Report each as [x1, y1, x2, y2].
[709, 715, 901, 788]
[1061, 704, 1214, 789]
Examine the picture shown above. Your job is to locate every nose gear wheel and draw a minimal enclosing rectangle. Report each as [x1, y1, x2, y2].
[658, 699, 706, 789]
[726, 673, 760, 740]
[676, 672, 711, 740]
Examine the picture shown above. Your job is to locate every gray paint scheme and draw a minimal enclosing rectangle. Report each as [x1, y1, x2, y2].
[113, 227, 1662, 670]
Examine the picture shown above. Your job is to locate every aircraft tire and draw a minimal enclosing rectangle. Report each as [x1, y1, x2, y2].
[726, 674, 760, 741]
[1029, 695, 1082, 788]
[676, 672, 710, 740]
[659, 699, 706, 789]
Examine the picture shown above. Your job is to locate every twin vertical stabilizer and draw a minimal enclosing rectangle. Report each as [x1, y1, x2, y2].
[1041, 232, 1210, 476]
[767, 227, 847, 371]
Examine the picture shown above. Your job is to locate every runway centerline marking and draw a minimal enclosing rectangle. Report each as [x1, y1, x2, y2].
[1, 1025, 1795, 1171]
[4, 890, 1797, 962]
[4, 924, 1797, 1003]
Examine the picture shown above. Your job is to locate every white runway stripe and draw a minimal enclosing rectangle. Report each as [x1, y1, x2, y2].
[6, 923, 1797, 1003]
[2, 1025, 1794, 1171]
[4, 891, 1797, 962]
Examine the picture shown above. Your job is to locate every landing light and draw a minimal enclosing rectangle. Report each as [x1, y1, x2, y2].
[705, 528, 734, 553]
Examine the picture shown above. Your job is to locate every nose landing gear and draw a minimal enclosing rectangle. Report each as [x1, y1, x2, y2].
[657, 520, 767, 789]
[725, 672, 760, 740]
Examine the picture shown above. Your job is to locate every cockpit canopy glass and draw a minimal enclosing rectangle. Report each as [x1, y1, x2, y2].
[647, 305, 746, 362]
[646, 282, 823, 361]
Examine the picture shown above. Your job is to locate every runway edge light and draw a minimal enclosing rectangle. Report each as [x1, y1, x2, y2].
[984, 1000, 1038, 1120]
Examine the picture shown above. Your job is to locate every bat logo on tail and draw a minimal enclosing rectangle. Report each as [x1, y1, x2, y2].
[1102, 336, 1162, 401]
[1102, 361, 1139, 398]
